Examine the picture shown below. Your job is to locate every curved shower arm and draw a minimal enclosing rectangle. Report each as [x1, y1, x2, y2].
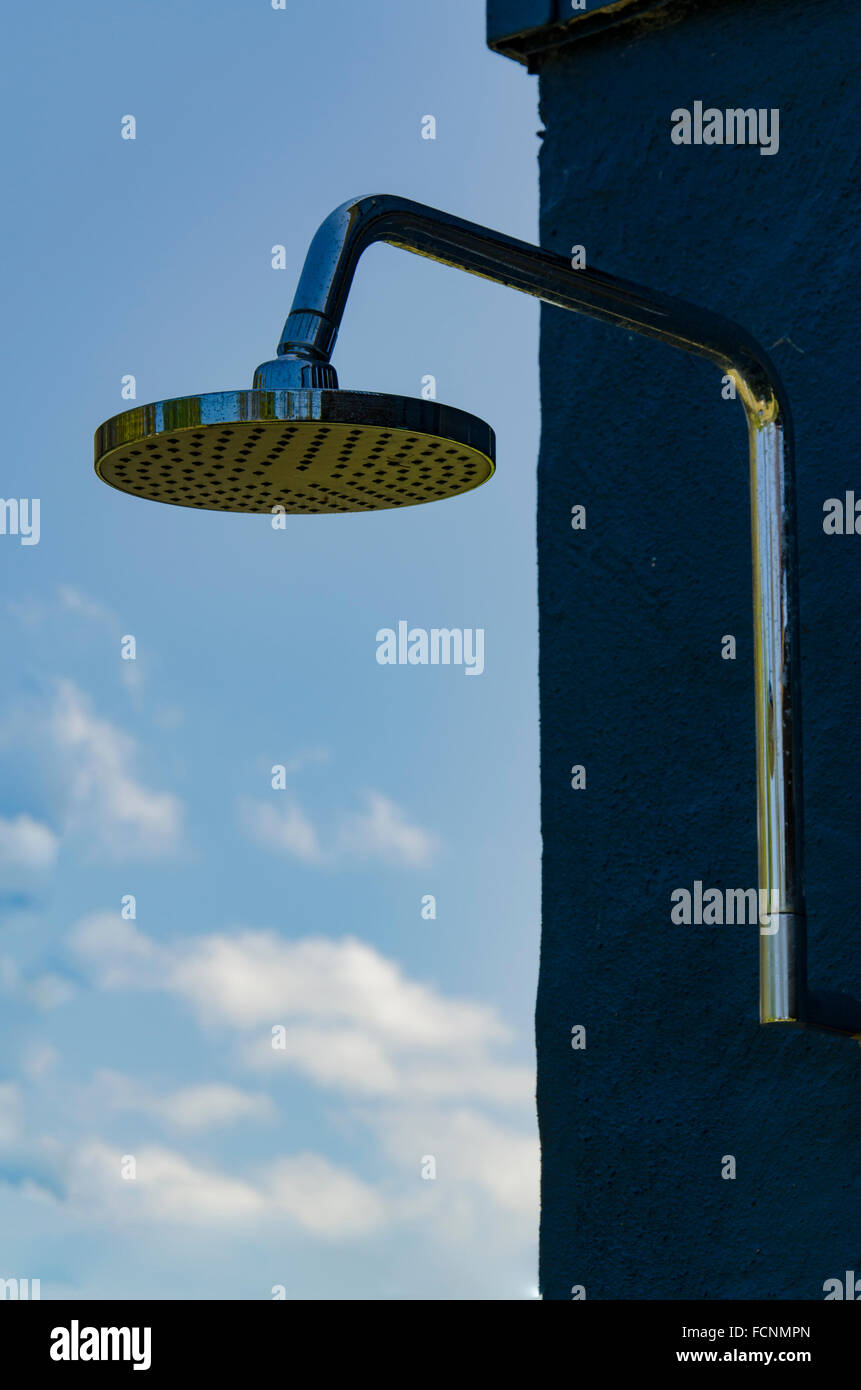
[274, 193, 860, 1040]
[276, 194, 781, 421]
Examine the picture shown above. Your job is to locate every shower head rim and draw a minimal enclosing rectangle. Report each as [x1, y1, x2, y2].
[94, 388, 495, 515]
[95, 388, 495, 461]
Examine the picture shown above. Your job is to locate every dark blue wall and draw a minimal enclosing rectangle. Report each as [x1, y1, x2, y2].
[494, 0, 861, 1299]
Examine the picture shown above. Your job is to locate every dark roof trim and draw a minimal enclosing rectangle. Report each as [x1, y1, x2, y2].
[487, 0, 675, 68]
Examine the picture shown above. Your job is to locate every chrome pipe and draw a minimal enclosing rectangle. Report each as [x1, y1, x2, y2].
[269, 194, 860, 1040]
[749, 418, 807, 1025]
[270, 195, 780, 418]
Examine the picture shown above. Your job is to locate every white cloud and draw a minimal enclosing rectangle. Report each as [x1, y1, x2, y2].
[68, 1142, 265, 1226]
[65, 916, 536, 1241]
[21, 1043, 59, 1080]
[91, 1070, 274, 1133]
[69, 914, 157, 988]
[69, 918, 530, 1106]
[264, 1154, 385, 1236]
[0, 956, 77, 1011]
[375, 1106, 538, 1218]
[241, 1024, 400, 1095]
[0, 813, 59, 872]
[151, 1084, 274, 1132]
[240, 1028, 532, 1105]
[86, 926, 505, 1048]
[51, 681, 181, 859]
[335, 792, 438, 867]
[57, 586, 115, 625]
[283, 748, 330, 775]
[240, 790, 437, 869]
[27, 973, 77, 1011]
[175, 932, 498, 1046]
[64, 1141, 384, 1236]
[238, 797, 322, 864]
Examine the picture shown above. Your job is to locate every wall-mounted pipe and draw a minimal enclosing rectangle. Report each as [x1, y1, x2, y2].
[260, 194, 860, 1039]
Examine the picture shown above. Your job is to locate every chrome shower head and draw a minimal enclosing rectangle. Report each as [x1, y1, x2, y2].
[94, 388, 495, 514]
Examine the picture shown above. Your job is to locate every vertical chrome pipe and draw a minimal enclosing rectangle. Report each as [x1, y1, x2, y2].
[267, 194, 861, 1038]
[746, 410, 807, 1024]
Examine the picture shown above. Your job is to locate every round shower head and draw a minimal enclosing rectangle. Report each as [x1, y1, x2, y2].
[94, 389, 495, 514]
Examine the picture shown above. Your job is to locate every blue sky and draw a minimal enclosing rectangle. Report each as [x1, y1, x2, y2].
[0, 0, 541, 1299]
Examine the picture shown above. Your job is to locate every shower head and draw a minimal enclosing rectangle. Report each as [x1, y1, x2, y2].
[94, 388, 495, 514]
[95, 193, 781, 518]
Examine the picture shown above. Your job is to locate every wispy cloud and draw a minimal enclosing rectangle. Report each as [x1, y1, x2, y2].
[0, 813, 59, 872]
[0, 956, 77, 1011]
[335, 792, 438, 867]
[0, 679, 183, 865]
[57, 586, 116, 626]
[59, 1142, 386, 1237]
[51, 681, 182, 858]
[0, 1067, 382, 1239]
[65, 915, 537, 1239]
[238, 797, 323, 864]
[373, 1106, 538, 1218]
[240, 789, 437, 869]
[70, 919, 512, 1072]
[90, 1070, 275, 1133]
[0, 913, 537, 1264]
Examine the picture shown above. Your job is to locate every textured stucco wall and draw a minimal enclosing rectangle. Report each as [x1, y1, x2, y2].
[504, 0, 860, 1298]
